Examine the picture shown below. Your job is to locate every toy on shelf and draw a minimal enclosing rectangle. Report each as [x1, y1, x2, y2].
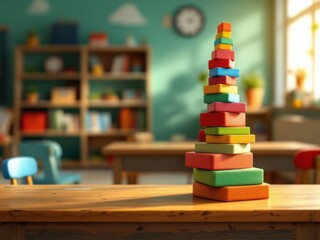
[26, 86, 39, 103]
[89, 32, 108, 47]
[26, 30, 40, 47]
[185, 22, 269, 202]
[90, 55, 104, 76]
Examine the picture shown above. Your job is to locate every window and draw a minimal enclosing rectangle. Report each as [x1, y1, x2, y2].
[286, 0, 320, 104]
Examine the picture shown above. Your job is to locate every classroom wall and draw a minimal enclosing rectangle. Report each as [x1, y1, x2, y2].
[0, 0, 274, 140]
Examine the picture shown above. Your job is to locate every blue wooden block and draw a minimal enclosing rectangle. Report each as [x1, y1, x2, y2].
[209, 67, 240, 77]
[214, 38, 233, 46]
[204, 93, 240, 103]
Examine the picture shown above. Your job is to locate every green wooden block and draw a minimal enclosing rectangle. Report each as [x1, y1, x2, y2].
[195, 142, 251, 154]
[193, 167, 264, 187]
[204, 93, 240, 103]
[205, 127, 250, 135]
[214, 37, 234, 46]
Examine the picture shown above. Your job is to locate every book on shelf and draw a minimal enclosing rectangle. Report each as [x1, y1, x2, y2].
[21, 111, 47, 132]
[86, 111, 111, 133]
[111, 55, 129, 74]
[119, 108, 145, 130]
[48, 109, 79, 132]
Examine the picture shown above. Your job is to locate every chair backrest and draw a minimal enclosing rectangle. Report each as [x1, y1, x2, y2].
[19, 140, 62, 183]
[2, 156, 38, 185]
[294, 149, 320, 169]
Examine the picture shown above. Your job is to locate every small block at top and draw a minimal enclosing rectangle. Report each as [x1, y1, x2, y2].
[205, 127, 250, 135]
[217, 22, 232, 33]
[203, 84, 238, 94]
[204, 93, 240, 104]
[207, 102, 246, 113]
[193, 182, 269, 201]
[206, 134, 255, 144]
[195, 142, 251, 154]
[193, 167, 263, 187]
[209, 68, 240, 78]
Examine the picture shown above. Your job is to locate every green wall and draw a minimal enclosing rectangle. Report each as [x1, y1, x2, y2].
[0, 0, 274, 140]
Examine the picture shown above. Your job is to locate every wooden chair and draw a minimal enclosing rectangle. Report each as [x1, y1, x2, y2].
[2, 156, 38, 185]
[294, 149, 320, 184]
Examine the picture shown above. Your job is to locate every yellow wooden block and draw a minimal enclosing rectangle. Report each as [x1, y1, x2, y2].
[215, 31, 232, 39]
[206, 134, 255, 144]
[214, 44, 232, 51]
[203, 84, 238, 94]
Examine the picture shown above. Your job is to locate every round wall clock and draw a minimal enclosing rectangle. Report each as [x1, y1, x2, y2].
[45, 56, 64, 73]
[173, 5, 205, 37]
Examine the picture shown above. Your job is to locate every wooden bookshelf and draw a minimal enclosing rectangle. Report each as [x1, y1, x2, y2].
[14, 45, 152, 167]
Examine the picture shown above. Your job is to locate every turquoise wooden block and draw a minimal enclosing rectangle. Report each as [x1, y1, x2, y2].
[214, 38, 233, 46]
[209, 67, 240, 77]
[204, 93, 240, 103]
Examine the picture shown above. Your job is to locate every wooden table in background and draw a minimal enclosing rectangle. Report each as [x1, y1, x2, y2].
[0, 185, 320, 239]
[102, 141, 319, 184]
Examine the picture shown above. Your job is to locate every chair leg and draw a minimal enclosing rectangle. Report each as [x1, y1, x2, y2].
[26, 176, 33, 185]
[295, 169, 310, 184]
[314, 157, 320, 184]
[10, 179, 17, 185]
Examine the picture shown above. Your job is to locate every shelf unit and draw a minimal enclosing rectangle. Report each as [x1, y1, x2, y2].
[14, 45, 151, 168]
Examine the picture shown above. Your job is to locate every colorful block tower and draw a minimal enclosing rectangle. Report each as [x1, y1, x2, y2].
[185, 22, 269, 202]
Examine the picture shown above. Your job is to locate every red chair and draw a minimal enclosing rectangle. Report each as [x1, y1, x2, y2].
[294, 149, 320, 184]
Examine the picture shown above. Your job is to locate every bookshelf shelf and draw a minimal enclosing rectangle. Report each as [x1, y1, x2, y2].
[21, 130, 81, 137]
[89, 73, 146, 81]
[22, 72, 81, 80]
[88, 101, 146, 108]
[21, 101, 81, 108]
[14, 45, 151, 167]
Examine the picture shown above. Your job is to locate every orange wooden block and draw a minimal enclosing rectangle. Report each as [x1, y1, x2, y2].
[214, 44, 232, 51]
[206, 134, 255, 144]
[203, 84, 238, 94]
[193, 181, 269, 202]
[200, 112, 245, 127]
[185, 152, 253, 170]
[217, 22, 232, 33]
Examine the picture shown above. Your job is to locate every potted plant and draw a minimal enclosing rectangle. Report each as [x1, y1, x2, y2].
[26, 86, 39, 103]
[26, 31, 40, 47]
[103, 88, 119, 102]
[242, 73, 264, 109]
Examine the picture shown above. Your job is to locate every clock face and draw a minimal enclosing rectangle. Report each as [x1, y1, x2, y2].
[45, 56, 64, 73]
[173, 5, 205, 37]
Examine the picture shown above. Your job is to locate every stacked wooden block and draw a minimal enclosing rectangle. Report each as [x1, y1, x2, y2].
[185, 22, 269, 201]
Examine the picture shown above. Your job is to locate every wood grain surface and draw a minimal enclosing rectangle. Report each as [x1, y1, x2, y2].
[0, 185, 320, 223]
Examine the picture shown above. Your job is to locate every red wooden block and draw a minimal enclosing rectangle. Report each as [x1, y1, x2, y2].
[207, 102, 246, 113]
[193, 182, 269, 202]
[200, 112, 245, 127]
[217, 22, 232, 33]
[185, 152, 253, 170]
[211, 50, 235, 60]
[198, 129, 206, 142]
[208, 76, 237, 85]
[208, 59, 235, 69]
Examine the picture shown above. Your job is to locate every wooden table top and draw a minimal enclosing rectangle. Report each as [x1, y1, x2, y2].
[103, 141, 318, 156]
[1, 185, 320, 223]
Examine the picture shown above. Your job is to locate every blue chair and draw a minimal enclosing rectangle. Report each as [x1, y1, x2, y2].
[19, 140, 81, 184]
[2, 157, 38, 185]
